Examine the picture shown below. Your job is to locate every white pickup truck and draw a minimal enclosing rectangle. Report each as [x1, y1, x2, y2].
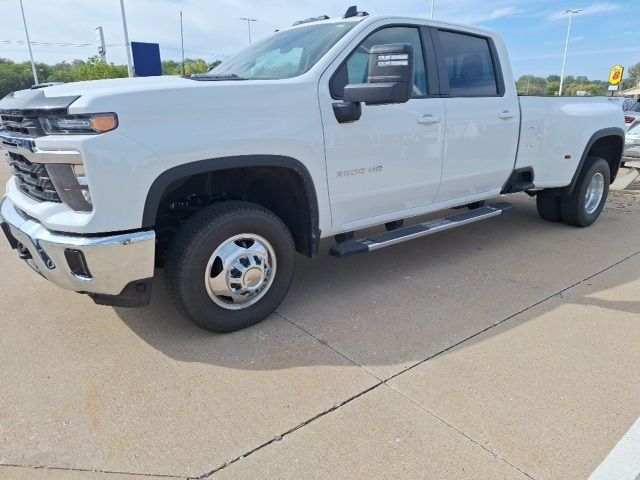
[0, 9, 625, 332]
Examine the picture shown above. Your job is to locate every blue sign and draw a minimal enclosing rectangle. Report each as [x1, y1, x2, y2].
[131, 42, 162, 77]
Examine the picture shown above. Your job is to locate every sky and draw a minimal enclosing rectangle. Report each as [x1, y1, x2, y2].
[1, 0, 639, 81]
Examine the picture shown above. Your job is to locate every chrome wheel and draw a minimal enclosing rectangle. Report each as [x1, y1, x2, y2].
[584, 172, 605, 215]
[204, 233, 276, 310]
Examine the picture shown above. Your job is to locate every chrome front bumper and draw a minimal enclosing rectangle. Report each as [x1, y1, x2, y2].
[0, 196, 155, 302]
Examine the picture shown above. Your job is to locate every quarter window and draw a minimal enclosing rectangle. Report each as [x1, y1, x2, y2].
[437, 31, 499, 96]
[331, 27, 428, 98]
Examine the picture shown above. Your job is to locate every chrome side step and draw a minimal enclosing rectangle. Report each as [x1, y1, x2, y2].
[329, 202, 514, 257]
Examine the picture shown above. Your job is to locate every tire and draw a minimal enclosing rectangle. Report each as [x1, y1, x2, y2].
[164, 201, 295, 333]
[536, 192, 563, 222]
[560, 157, 610, 227]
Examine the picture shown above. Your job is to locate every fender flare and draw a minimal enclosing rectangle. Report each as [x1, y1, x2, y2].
[562, 127, 625, 195]
[142, 155, 321, 256]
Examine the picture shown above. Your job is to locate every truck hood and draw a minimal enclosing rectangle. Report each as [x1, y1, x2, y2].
[0, 76, 215, 113]
[42, 75, 197, 98]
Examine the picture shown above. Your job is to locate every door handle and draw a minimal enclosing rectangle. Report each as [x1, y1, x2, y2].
[498, 111, 515, 120]
[417, 115, 442, 125]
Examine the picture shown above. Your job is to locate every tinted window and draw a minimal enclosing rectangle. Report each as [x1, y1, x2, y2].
[332, 27, 428, 98]
[437, 31, 498, 96]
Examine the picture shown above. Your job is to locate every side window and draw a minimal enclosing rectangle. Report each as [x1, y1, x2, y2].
[437, 31, 498, 96]
[331, 27, 428, 99]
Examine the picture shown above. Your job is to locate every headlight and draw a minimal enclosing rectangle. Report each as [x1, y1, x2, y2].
[46, 164, 92, 212]
[40, 113, 118, 135]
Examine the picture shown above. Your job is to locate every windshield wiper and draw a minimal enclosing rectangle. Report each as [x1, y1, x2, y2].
[188, 73, 248, 81]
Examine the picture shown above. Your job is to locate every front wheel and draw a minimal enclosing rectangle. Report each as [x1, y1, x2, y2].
[165, 201, 295, 332]
[560, 157, 610, 227]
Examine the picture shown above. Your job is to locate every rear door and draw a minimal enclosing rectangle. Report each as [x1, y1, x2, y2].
[432, 29, 520, 202]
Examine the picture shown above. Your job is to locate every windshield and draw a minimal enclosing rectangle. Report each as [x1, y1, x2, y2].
[206, 22, 356, 80]
[629, 101, 640, 113]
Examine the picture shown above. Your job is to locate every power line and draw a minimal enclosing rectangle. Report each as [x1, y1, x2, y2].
[1, 40, 94, 47]
[1, 40, 222, 57]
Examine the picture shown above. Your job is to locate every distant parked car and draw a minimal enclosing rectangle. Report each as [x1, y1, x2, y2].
[623, 98, 637, 111]
[625, 122, 640, 160]
[624, 100, 640, 131]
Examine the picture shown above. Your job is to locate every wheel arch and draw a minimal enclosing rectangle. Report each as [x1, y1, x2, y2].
[143, 155, 321, 258]
[566, 128, 624, 194]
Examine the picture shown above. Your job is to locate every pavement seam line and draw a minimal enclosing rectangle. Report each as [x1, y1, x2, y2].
[381, 249, 640, 385]
[0, 462, 184, 479]
[274, 311, 384, 381]
[382, 383, 537, 480]
[197, 380, 384, 479]
[198, 250, 639, 479]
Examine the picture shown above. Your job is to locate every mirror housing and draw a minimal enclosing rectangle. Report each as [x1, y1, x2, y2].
[343, 43, 415, 106]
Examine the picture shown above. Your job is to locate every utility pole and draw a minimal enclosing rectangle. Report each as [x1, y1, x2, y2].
[119, 0, 134, 77]
[558, 9, 582, 96]
[430, 0, 435, 19]
[180, 11, 185, 76]
[95, 26, 107, 63]
[240, 17, 258, 46]
[18, 0, 38, 84]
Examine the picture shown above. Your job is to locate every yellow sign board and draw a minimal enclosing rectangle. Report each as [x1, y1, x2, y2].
[609, 65, 624, 85]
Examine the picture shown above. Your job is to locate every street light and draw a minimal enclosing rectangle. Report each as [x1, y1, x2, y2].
[119, 0, 134, 77]
[430, 0, 435, 19]
[180, 11, 185, 76]
[18, 0, 38, 84]
[558, 9, 582, 96]
[240, 17, 258, 46]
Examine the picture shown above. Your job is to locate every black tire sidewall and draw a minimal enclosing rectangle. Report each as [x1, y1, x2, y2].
[536, 193, 563, 222]
[169, 205, 295, 332]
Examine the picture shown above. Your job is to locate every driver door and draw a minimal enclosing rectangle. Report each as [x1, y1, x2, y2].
[318, 25, 445, 228]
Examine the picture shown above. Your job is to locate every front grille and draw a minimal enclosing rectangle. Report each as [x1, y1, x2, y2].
[4, 151, 61, 203]
[0, 113, 43, 138]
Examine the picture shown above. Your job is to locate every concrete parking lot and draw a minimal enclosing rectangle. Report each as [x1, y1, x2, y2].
[1, 162, 639, 480]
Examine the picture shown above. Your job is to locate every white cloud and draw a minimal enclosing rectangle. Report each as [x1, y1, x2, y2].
[456, 7, 521, 25]
[512, 45, 640, 62]
[544, 36, 585, 45]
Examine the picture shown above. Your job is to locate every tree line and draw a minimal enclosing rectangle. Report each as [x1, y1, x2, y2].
[0, 56, 221, 98]
[2, 55, 639, 99]
[517, 63, 640, 96]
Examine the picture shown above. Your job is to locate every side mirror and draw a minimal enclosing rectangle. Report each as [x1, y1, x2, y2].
[344, 43, 415, 105]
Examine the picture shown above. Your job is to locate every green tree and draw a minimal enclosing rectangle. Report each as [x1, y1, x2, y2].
[0, 60, 33, 98]
[627, 62, 640, 87]
[162, 58, 222, 76]
[73, 56, 127, 81]
[546, 81, 560, 96]
[516, 75, 546, 95]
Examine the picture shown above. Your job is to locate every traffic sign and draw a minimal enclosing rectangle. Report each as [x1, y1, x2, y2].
[609, 65, 624, 85]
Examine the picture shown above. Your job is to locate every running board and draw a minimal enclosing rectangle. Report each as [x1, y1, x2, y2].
[330, 202, 514, 257]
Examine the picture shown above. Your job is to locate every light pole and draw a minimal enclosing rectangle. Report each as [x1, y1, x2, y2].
[430, 0, 435, 19]
[18, 0, 38, 84]
[180, 11, 185, 76]
[119, 0, 134, 77]
[240, 17, 258, 46]
[558, 9, 582, 96]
